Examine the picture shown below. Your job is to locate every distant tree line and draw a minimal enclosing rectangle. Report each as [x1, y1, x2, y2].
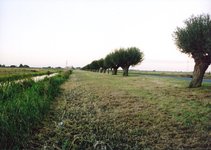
[19, 64, 30, 68]
[82, 47, 144, 76]
[0, 64, 65, 69]
[0, 64, 6, 67]
[0, 64, 30, 68]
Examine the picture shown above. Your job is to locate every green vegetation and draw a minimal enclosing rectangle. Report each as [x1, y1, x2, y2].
[19, 64, 30, 68]
[0, 67, 60, 82]
[127, 70, 211, 80]
[0, 70, 72, 149]
[26, 70, 211, 149]
[173, 14, 211, 88]
[117, 47, 144, 76]
[1, 12, 211, 149]
[82, 47, 144, 76]
[104, 53, 117, 74]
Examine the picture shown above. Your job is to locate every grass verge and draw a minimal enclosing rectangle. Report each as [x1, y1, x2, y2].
[26, 70, 211, 149]
[0, 70, 72, 149]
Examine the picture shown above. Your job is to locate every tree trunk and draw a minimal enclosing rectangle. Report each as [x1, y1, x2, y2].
[189, 59, 209, 88]
[107, 69, 110, 74]
[123, 66, 129, 76]
[112, 68, 118, 75]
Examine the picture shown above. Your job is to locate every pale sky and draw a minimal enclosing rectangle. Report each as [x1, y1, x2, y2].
[0, 0, 211, 71]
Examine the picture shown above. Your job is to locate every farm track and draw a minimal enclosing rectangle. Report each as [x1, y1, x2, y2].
[25, 70, 211, 149]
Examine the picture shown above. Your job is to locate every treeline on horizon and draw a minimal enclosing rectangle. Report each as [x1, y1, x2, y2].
[82, 47, 144, 76]
[0, 64, 64, 69]
[0, 64, 29, 68]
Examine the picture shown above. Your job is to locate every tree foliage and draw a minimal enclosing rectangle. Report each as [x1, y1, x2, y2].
[89, 60, 100, 72]
[118, 47, 144, 76]
[104, 54, 113, 69]
[118, 47, 143, 67]
[0, 64, 5, 67]
[174, 14, 211, 59]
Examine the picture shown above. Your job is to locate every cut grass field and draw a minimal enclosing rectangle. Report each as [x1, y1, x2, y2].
[26, 70, 210, 149]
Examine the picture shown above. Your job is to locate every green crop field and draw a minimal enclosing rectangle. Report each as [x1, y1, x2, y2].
[24, 70, 211, 149]
[0, 67, 60, 82]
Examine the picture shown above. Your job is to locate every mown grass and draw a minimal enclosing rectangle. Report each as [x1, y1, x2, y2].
[0, 70, 72, 149]
[26, 70, 211, 149]
[0, 67, 60, 82]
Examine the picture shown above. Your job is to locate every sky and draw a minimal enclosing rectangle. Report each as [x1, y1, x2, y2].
[0, 0, 211, 71]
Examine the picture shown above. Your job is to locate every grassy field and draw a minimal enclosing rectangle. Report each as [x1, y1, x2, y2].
[25, 70, 211, 149]
[0, 67, 60, 82]
[123, 70, 211, 79]
[0, 70, 72, 149]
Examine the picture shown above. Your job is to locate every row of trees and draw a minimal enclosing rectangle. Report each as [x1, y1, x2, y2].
[0, 64, 6, 67]
[82, 47, 144, 76]
[0, 64, 30, 68]
[82, 14, 210, 88]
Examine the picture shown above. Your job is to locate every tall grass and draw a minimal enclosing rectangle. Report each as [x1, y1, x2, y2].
[0, 70, 72, 149]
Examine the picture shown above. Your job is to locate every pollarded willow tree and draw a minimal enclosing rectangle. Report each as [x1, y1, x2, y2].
[118, 47, 144, 76]
[104, 52, 121, 75]
[173, 14, 211, 88]
[110, 50, 122, 75]
[104, 53, 115, 74]
[98, 58, 105, 73]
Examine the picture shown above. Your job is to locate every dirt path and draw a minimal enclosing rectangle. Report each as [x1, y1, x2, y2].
[25, 71, 210, 149]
